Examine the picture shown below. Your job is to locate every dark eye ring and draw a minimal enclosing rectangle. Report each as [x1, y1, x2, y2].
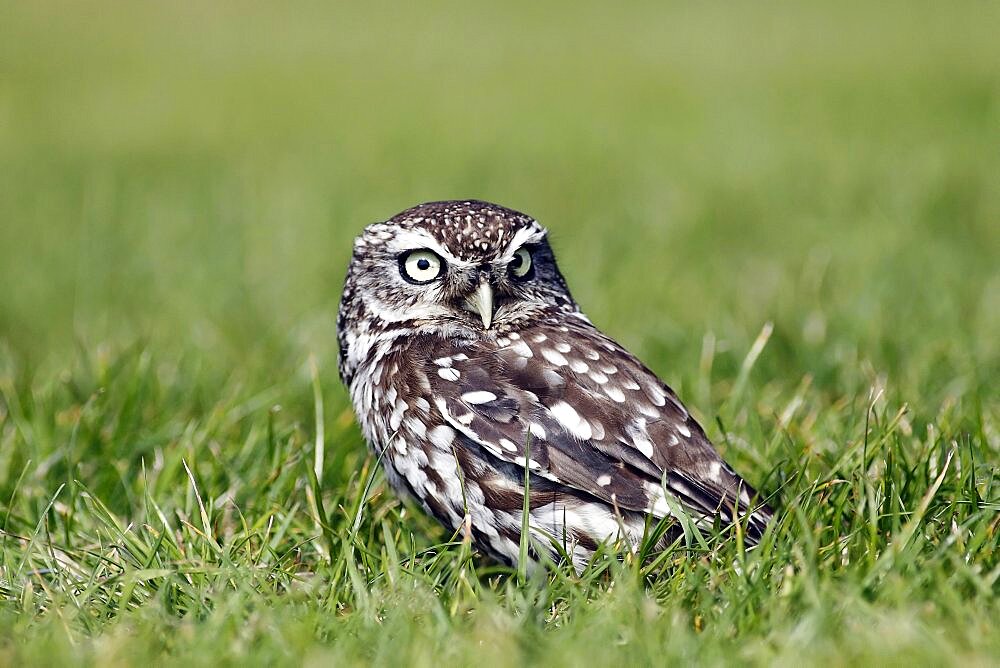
[509, 247, 533, 280]
[399, 249, 445, 284]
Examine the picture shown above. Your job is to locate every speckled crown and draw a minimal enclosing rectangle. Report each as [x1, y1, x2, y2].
[389, 200, 543, 262]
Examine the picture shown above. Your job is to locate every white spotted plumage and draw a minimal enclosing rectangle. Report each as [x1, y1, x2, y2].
[337, 200, 773, 571]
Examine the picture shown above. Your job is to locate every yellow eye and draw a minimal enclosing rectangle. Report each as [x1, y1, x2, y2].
[510, 247, 533, 279]
[400, 250, 444, 284]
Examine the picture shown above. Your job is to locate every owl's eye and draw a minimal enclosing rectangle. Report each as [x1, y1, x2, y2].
[509, 247, 533, 280]
[399, 249, 445, 284]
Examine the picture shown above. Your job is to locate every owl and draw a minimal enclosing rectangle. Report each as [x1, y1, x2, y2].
[337, 200, 772, 571]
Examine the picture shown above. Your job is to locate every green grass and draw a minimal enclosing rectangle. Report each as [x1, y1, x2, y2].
[1, 1, 999, 665]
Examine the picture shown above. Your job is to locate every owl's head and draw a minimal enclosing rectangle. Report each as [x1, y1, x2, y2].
[337, 200, 578, 379]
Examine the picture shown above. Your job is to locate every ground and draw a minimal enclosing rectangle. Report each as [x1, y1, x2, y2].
[1, 2, 998, 666]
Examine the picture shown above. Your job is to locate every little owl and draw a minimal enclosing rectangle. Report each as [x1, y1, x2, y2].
[337, 200, 772, 570]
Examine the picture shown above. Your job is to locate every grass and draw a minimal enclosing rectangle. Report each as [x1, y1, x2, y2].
[1, 1, 999, 665]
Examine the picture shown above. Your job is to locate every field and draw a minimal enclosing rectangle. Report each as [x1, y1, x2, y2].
[1, 2, 999, 665]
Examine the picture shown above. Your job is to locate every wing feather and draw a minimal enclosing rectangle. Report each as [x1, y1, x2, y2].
[422, 321, 772, 541]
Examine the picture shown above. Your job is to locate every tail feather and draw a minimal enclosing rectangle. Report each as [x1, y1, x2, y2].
[664, 471, 774, 545]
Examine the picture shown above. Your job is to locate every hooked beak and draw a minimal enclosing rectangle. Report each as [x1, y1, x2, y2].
[465, 277, 494, 329]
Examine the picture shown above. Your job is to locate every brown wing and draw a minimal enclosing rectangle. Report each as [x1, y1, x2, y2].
[422, 317, 772, 541]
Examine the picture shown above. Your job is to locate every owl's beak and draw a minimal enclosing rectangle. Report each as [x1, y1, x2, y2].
[465, 278, 494, 329]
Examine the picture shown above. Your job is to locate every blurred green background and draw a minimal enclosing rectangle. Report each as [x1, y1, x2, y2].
[4, 1, 997, 376]
[1, 2, 999, 664]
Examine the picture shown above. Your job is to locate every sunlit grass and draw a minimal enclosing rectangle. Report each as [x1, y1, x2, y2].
[1, 1, 998, 665]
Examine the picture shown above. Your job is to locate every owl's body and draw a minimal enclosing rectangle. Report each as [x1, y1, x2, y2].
[338, 200, 772, 570]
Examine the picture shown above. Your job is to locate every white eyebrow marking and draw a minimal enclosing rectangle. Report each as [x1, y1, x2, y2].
[500, 226, 547, 259]
[389, 229, 475, 266]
